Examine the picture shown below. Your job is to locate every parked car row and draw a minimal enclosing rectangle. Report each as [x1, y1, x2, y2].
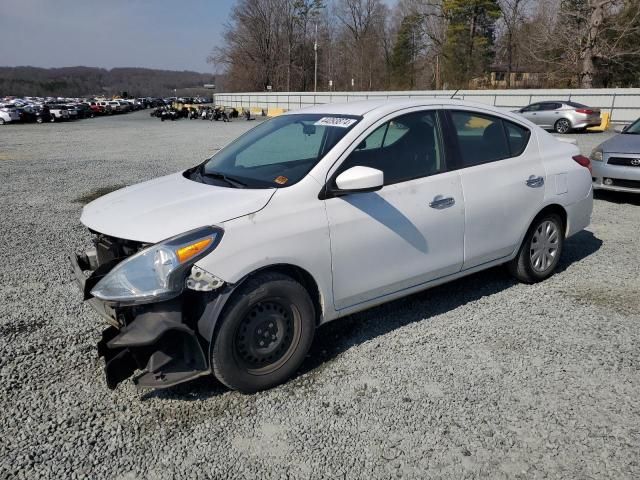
[151, 105, 240, 122]
[0, 96, 172, 125]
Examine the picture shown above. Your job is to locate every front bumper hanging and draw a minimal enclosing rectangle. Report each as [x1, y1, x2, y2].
[70, 252, 210, 389]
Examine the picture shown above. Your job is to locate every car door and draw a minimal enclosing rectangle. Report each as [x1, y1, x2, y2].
[324, 109, 465, 310]
[536, 102, 561, 128]
[445, 109, 545, 269]
[519, 103, 543, 125]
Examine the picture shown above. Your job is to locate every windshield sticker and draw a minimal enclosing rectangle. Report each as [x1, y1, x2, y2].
[314, 117, 357, 128]
[274, 176, 289, 185]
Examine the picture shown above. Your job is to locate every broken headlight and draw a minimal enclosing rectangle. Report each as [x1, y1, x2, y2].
[91, 226, 223, 305]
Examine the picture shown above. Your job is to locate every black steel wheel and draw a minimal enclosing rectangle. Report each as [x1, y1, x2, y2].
[211, 272, 315, 393]
[234, 300, 298, 374]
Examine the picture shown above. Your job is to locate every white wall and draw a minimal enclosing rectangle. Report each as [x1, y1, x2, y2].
[216, 88, 640, 123]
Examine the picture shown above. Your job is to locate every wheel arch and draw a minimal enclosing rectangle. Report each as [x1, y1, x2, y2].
[512, 202, 568, 260]
[244, 263, 324, 327]
[197, 263, 325, 350]
[534, 203, 568, 236]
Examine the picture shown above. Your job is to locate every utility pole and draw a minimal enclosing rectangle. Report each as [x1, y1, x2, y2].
[314, 22, 318, 93]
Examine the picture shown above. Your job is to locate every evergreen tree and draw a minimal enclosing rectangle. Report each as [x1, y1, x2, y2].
[441, 0, 501, 88]
[390, 14, 422, 89]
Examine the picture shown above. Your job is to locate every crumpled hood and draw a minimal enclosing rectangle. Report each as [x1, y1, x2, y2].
[81, 172, 275, 243]
[599, 134, 640, 154]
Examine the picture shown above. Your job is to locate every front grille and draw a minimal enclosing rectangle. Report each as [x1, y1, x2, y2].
[608, 157, 640, 167]
[610, 179, 640, 189]
[91, 232, 146, 269]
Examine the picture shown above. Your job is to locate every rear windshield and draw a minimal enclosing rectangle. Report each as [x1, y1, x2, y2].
[565, 101, 589, 108]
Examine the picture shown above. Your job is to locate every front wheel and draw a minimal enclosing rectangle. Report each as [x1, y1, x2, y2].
[211, 272, 315, 393]
[554, 118, 571, 134]
[0, 118, 5, 125]
[508, 214, 564, 283]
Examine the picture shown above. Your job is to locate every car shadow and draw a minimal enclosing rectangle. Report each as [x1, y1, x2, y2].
[299, 229, 602, 379]
[594, 190, 640, 206]
[144, 230, 602, 401]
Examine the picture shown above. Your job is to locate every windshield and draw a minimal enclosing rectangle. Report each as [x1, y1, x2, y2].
[624, 118, 640, 134]
[191, 113, 360, 188]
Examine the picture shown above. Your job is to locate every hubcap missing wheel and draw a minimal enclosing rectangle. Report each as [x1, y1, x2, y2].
[235, 301, 293, 369]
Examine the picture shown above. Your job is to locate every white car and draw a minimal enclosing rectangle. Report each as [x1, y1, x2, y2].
[48, 105, 70, 122]
[0, 105, 20, 124]
[71, 99, 593, 392]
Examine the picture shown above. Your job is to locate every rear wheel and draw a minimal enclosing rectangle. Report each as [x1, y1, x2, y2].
[0, 118, 5, 125]
[211, 272, 315, 393]
[554, 118, 571, 134]
[508, 214, 564, 283]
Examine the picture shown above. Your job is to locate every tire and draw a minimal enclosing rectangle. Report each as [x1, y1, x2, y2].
[211, 272, 316, 393]
[508, 213, 564, 283]
[0, 118, 5, 125]
[36, 117, 43, 124]
[554, 118, 571, 134]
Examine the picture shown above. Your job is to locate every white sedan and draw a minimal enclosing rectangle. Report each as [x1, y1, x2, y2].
[71, 99, 593, 392]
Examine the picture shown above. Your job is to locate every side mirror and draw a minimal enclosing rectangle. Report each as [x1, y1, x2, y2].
[333, 166, 383, 195]
[615, 125, 628, 133]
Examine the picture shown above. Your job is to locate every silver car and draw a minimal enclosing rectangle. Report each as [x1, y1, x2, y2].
[590, 118, 640, 193]
[514, 101, 601, 134]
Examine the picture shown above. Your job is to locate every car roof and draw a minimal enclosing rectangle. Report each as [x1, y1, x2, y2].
[288, 98, 515, 118]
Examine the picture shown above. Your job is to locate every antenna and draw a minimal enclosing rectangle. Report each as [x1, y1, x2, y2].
[450, 88, 460, 99]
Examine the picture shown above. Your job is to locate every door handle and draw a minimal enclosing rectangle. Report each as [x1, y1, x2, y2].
[429, 196, 455, 209]
[526, 175, 545, 188]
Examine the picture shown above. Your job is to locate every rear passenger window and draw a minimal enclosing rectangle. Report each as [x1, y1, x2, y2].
[450, 111, 530, 166]
[504, 121, 530, 156]
[450, 111, 510, 166]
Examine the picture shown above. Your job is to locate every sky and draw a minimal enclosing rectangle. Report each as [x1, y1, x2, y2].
[0, 0, 235, 73]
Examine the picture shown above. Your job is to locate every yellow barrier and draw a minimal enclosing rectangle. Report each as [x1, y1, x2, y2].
[267, 107, 285, 117]
[588, 112, 611, 132]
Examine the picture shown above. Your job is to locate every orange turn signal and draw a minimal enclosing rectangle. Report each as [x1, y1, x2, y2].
[175, 238, 213, 263]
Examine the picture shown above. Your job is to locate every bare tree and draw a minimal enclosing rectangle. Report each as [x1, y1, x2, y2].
[524, 0, 640, 87]
[497, 0, 530, 87]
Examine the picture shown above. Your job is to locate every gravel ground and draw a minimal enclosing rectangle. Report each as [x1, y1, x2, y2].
[0, 112, 638, 479]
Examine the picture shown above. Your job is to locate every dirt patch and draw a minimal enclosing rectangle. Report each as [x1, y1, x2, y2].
[570, 287, 640, 316]
[0, 318, 46, 337]
[73, 184, 127, 205]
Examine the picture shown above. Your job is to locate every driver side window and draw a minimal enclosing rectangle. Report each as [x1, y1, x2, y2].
[337, 111, 443, 185]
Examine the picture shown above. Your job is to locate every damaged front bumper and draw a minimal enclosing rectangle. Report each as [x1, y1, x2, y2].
[70, 250, 218, 390]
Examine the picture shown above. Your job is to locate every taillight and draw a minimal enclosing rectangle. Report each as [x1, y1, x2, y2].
[573, 154, 592, 174]
[575, 108, 594, 115]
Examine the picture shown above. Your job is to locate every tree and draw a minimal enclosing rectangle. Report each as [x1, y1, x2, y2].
[496, 0, 529, 87]
[334, 0, 389, 90]
[441, 0, 501, 88]
[524, 0, 640, 87]
[390, 14, 423, 88]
